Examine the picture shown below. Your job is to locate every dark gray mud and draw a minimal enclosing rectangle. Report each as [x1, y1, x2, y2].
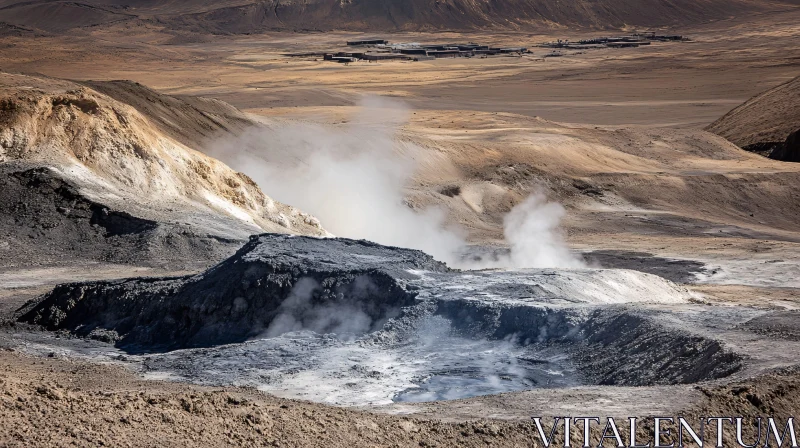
[0, 163, 241, 269]
[582, 250, 707, 283]
[17, 234, 449, 352]
[739, 310, 800, 341]
[465, 246, 708, 283]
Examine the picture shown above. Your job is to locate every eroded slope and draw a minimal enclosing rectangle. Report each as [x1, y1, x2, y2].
[0, 73, 326, 267]
[706, 75, 800, 159]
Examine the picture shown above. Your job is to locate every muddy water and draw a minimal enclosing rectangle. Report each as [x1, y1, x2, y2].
[134, 316, 580, 406]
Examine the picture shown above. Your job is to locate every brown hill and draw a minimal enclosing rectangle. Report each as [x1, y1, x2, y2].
[0, 0, 795, 33]
[81, 80, 258, 151]
[0, 72, 326, 267]
[706, 75, 800, 161]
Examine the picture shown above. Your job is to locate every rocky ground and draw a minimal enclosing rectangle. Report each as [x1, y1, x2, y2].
[0, 349, 547, 448]
[1, 348, 799, 447]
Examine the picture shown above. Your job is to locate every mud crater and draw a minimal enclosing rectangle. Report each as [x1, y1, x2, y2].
[15, 234, 742, 405]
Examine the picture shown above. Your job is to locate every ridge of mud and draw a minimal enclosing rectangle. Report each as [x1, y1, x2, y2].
[433, 299, 742, 386]
[574, 310, 742, 385]
[17, 234, 449, 353]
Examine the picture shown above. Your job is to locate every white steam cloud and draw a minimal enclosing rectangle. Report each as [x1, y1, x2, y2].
[264, 276, 399, 341]
[210, 96, 584, 269]
[477, 193, 586, 269]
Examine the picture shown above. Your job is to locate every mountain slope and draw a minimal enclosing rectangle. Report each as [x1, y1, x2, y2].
[81, 80, 258, 152]
[0, 0, 794, 33]
[706, 75, 800, 160]
[156, 0, 760, 32]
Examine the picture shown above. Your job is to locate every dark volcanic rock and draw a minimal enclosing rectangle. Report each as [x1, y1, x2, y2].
[17, 234, 450, 353]
[0, 165, 153, 251]
[769, 128, 800, 163]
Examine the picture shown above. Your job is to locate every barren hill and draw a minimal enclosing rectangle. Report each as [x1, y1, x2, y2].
[0, 73, 326, 267]
[0, 0, 795, 33]
[395, 112, 800, 245]
[81, 80, 258, 152]
[706, 75, 800, 160]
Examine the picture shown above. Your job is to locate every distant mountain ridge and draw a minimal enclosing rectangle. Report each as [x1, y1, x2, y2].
[0, 0, 795, 33]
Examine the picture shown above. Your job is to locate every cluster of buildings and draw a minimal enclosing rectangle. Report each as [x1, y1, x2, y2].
[540, 32, 687, 50]
[286, 39, 530, 64]
[284, 33, 686, 64]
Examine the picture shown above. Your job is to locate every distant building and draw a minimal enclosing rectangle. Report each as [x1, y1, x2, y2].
[607, 42, 640, 48]
[346, 39, 388, 46]
[498, 47, 528, 53]
[399, 48, 429, 55]
[428, 50, 460, 58]
[362, 53, 411, 61]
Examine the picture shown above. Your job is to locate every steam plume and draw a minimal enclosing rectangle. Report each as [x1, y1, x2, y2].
[210, 97, 584, 269]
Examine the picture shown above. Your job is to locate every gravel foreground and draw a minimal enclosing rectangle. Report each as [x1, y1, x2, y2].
[0, 350, 543, 448]
[2, 348, 799, 448]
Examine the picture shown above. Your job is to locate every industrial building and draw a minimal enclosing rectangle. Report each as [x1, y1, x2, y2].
[346, 39, 388, 46]
[540, 33, 687, 50]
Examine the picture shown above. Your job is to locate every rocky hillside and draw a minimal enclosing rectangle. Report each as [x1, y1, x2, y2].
[706, 75, 800, 162]
[0, 73, 326, 267]
[0, 0, 794, 33]
[80, 80, 258, 152]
